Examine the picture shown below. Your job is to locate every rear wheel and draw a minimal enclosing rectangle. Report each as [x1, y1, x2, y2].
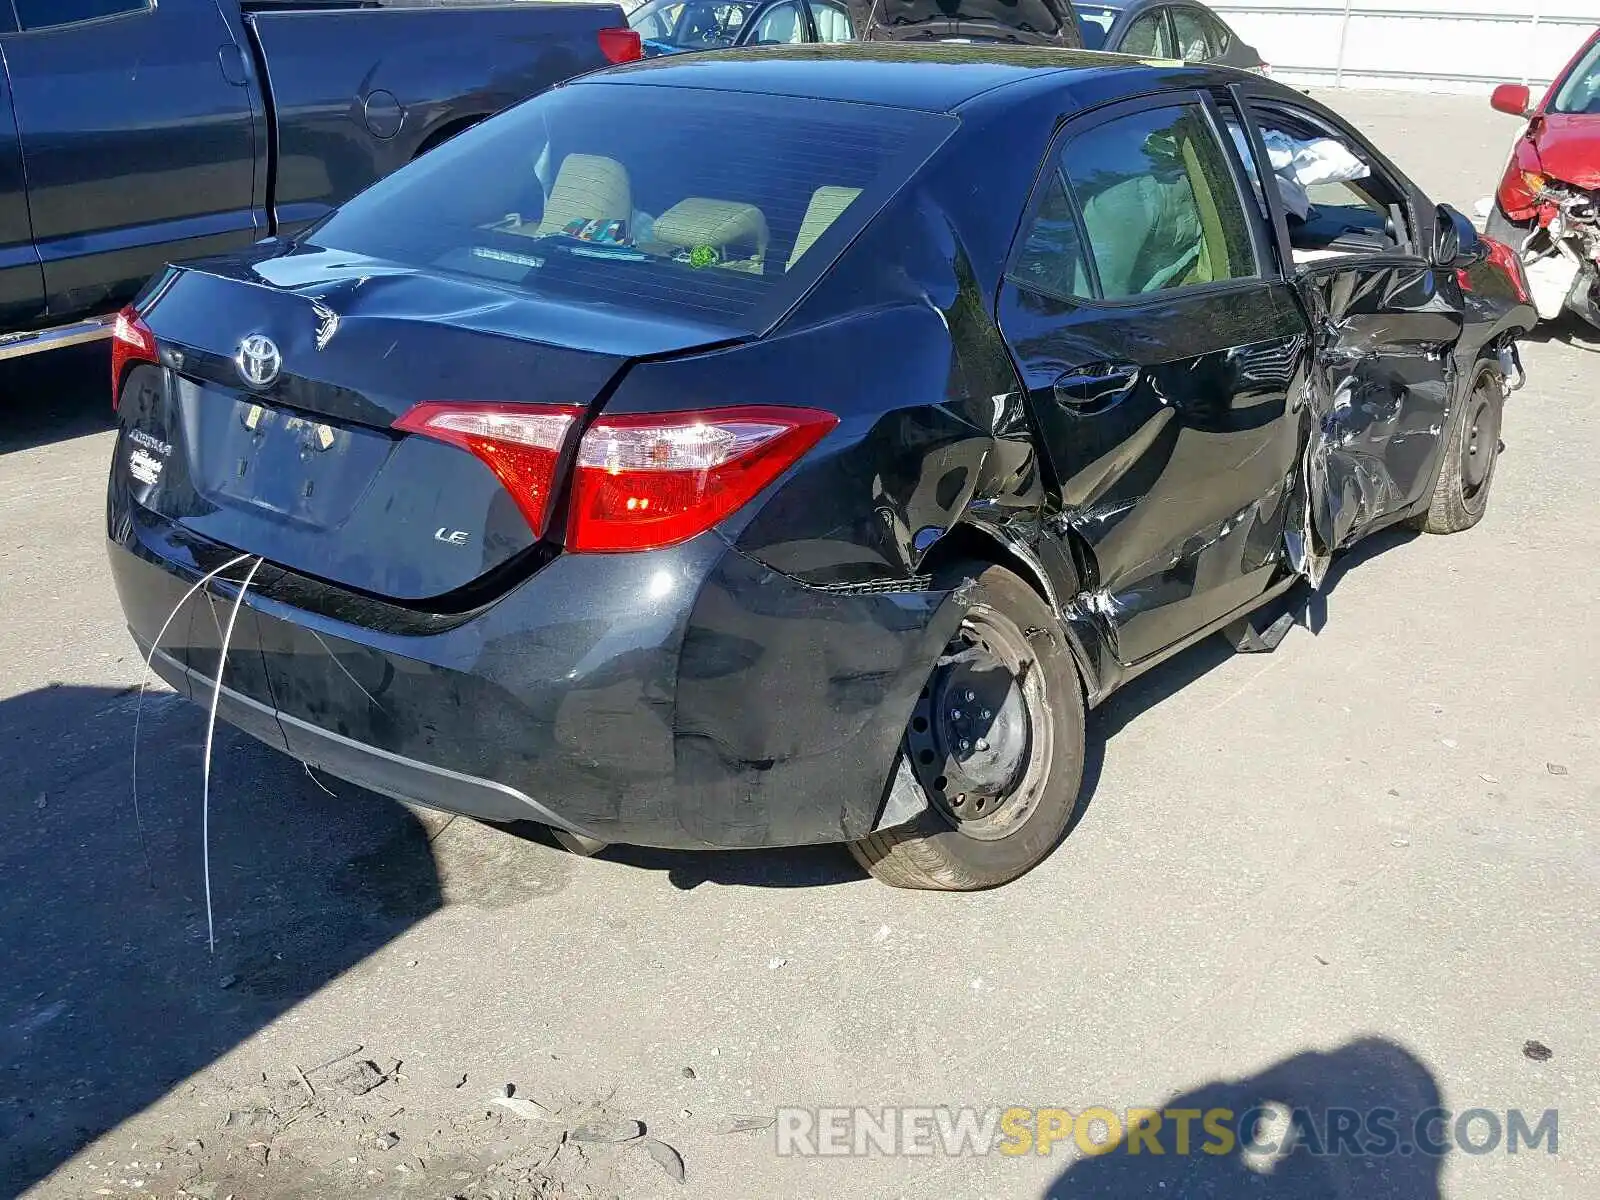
[849, 563, 1086, 891]
[1412, 363, 1504, 534]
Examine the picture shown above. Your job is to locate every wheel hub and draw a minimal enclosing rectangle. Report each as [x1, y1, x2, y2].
[905, 609, 1045, 839]
[1462, 388, 1500, 493]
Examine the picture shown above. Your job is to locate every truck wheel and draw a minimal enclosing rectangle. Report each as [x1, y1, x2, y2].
[849, 562, 1086, 891]
[1412, 363, 1504, 535]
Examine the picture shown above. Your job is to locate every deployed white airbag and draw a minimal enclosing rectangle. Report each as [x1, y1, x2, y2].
[1231, 127, 1371, 220]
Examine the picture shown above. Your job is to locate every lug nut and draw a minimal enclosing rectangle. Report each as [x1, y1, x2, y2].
[980, 708, 991, 720]
[959, 739, 971, 752]
[965, 690, 976, 702]
[951, 709, 962, 720]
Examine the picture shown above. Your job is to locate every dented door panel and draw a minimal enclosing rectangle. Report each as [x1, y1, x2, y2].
[998, 279, 1307, 665]
[1297, 261, 1464, 557]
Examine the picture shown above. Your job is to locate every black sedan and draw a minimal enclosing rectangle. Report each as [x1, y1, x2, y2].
[1074, 0, 1267, 72]
[108, 45, 1533, 890]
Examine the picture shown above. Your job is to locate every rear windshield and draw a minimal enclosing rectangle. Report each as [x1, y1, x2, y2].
[305, 83, 956, 334]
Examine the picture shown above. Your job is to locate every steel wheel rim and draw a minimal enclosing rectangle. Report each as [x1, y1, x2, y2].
[1461, 373, 1501, 498]
[906, 603, 1053, 841]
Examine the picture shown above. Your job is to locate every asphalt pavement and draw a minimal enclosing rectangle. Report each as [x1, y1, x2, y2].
[0, 89, 1594, 1199]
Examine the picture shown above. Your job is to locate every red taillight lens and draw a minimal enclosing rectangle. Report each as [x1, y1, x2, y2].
[568, 406, 836, 553]
[597, 26, 643, 64]
[110, 306, 157, 411]
[1479, 234, 1532, 303]
[393, 402, 582, 538]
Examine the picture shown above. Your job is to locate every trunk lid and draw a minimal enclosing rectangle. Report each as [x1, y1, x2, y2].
[123, 247, 734, 602]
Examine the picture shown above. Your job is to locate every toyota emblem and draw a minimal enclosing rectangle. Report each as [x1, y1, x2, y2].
[235, 334, 282, 389]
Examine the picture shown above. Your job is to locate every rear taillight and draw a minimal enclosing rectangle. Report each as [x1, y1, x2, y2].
[110, 306, 157, 411]
[1479, 235, 1532, 303]
[597, 26, 643, 64]
[393, 402, 582, 538]
[568, 406, 836, 553]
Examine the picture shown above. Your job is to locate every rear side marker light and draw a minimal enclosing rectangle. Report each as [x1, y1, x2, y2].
[568, 406, 837, 553]
[597, 26, 643, 64]
[393, 402, 582, 538]
[110, 306, 157, 411]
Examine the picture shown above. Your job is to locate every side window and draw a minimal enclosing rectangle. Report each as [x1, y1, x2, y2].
[1203, 11, 1234, 54]
[749, 0, 805, 42]
[13, 0, 148, 30]
[1012, 171, 1093, 301]
[1120, 11, 1174, 58]
[1064, 104, 1257, 298]
[1216, 105, 1270, 222]
[1170, 8, 1214, 60]
[809, 0, 854, 41]
[1246, 104, 1414, 261]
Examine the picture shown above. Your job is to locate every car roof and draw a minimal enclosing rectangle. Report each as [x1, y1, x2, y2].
[580, 42, 1202, 115]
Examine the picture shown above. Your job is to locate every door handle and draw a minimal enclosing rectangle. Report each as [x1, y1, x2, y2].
[1053, 363, 1139, 409]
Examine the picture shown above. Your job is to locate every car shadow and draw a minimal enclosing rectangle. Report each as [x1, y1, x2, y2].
[0, 683, 443, 1195]
[1097, 524, 1414, 746]
[1044, 1036, 1447, 1199]
[589, 834, 863, 891]
[1520, 310, 1600, 351]
[0, 343, 115, 456]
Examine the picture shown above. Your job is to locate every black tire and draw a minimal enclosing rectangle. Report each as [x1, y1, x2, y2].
[849, 562, 1086, 891]
[1411, 363, 1504, 534]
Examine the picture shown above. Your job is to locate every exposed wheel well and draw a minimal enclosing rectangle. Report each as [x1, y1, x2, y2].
[413, 115, 485, 160]
[919, 523, 1062, 612]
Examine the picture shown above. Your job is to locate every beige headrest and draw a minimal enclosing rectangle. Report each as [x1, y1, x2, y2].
[787, 186, 862, 270]
[537, 154, 631, 236]
[652, 198, 770, 260]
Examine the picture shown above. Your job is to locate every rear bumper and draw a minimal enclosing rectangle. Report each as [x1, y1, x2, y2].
[144, 642, 588, 834]
[108, 510, 961, 850]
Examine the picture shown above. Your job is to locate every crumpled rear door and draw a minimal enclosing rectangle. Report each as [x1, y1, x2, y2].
[1292, 261, 1464, 582]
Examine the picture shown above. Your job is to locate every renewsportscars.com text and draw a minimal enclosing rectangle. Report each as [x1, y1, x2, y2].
[775, 1105, 1558, 1158]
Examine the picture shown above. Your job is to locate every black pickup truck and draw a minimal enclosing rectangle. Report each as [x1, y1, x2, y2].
[0, 0, 637, 361]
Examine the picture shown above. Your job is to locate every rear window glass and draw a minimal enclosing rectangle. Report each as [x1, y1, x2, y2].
[305, 83, 956, 333]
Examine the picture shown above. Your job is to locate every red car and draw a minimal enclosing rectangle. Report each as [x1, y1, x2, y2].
[1486, 27, 1600, 327]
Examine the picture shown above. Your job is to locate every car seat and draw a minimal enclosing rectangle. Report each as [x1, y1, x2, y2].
[811, 3, 852, 40]
[535, 154, 633, 237]
[651, 198, 771, 272]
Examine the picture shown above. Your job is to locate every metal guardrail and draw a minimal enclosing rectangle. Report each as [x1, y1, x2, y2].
[1211, 3, 1595, 88]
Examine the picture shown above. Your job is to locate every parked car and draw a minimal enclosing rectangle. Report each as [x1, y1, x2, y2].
[0, 0, 640, 363]
[107, 45, 1533, 890]
[628, 0, 1083, 54]
[1072, 0, 1266, 72]
[1485, 27, 1600, 329]
[630, 0, 856, 55]
[849, 0, 1083, 47]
